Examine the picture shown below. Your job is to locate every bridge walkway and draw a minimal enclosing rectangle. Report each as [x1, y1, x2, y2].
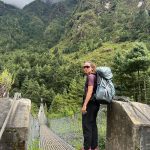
[38, 103, 75, 150]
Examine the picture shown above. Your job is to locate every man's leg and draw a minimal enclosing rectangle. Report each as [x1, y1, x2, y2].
[91, 104, 100, 149]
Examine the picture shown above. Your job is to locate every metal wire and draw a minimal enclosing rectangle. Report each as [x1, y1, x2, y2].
[0, 94, 19, 140]
[48, 106, 107, 148]
[38, 103, 75, 150]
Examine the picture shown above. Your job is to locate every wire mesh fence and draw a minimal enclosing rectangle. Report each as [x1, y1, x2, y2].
[27, 105, 107, 150]
[27, 115, 40, 150]
[48, 106, 107, 150]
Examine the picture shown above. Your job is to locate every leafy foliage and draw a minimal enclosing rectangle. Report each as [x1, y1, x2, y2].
[124, 42, 150, 73]
[0, 0, 150, 116]
[0, 69, 13, 97]
[113, 42, 150, 102]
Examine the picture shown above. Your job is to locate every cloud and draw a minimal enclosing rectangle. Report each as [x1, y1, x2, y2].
[1, 0, 35, 8]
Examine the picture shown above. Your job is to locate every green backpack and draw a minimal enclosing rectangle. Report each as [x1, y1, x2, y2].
[95, 67, 115, 104]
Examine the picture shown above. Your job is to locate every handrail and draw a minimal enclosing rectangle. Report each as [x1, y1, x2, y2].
[0, 93, 21, 140]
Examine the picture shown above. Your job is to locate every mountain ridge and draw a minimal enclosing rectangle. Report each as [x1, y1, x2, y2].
[0, 0, 69, 9]
[0, 0, 150, 52]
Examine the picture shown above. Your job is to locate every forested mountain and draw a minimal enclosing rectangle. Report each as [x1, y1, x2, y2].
[0, 0, 150, 116]
[1, 0, 150, 52]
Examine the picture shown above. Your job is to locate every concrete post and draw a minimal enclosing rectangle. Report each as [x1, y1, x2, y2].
[106, 101, 150, 150]
[0, 98, 31, 150]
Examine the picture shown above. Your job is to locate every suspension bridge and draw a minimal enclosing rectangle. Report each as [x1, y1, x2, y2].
[0, 94, 106, 150]
[38, 102, 75, 150]
[28, 100, 106, 150]
[0, 94, 150, 150]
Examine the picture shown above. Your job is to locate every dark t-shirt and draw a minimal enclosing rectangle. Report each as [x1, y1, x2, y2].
[84, 74, 97, 99]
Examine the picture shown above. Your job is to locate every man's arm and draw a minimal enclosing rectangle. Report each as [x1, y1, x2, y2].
[81, 85, 93, 113]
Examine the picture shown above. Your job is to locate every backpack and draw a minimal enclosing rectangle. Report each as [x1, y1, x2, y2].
[95, 67, 115, 104]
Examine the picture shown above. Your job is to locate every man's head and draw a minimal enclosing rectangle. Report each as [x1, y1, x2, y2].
[83, 61, 96, 74]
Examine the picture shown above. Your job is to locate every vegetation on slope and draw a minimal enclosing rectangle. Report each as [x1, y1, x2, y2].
[0, 0, 150, 117]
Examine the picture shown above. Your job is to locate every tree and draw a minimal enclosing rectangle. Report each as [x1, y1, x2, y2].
[21, 79, 41, 104]
[124, 42, 150, 101]
[112, 52, 127, 95]
[125, 42, 150, 73]
[40, 85, 55, 108]
[112, 43, 150, 102]
[131, 10, 149, 40]
[0, 69, 13, 97]
[44, 20, 64, 48]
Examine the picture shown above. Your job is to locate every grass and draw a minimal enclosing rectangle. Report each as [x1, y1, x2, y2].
[28, 139, 41, 150]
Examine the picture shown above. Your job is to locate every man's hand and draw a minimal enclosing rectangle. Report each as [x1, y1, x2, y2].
[81, 104, 87, 114]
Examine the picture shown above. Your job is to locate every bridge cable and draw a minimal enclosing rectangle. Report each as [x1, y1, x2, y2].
[0, 93, 21, 140]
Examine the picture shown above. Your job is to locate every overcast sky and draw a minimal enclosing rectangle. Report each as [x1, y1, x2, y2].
[1, 0, 35, 8]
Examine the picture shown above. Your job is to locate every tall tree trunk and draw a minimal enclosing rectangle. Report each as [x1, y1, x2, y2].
[143, 79, 147, 103]
[137, 69, 141, 102]
[120, 77, 123, 95]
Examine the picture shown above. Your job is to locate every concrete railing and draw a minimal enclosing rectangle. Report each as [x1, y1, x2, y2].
[0, 98, 31, 150]
[1, 96, 150, 150]
[106, 100, 150, 150]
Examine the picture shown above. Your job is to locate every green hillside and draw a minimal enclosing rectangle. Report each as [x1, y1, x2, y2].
[0, 0, 150, 117]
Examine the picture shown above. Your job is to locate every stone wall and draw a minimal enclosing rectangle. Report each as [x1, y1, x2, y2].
[0, 98, 31, 150]
[106, 101, 150, 150]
